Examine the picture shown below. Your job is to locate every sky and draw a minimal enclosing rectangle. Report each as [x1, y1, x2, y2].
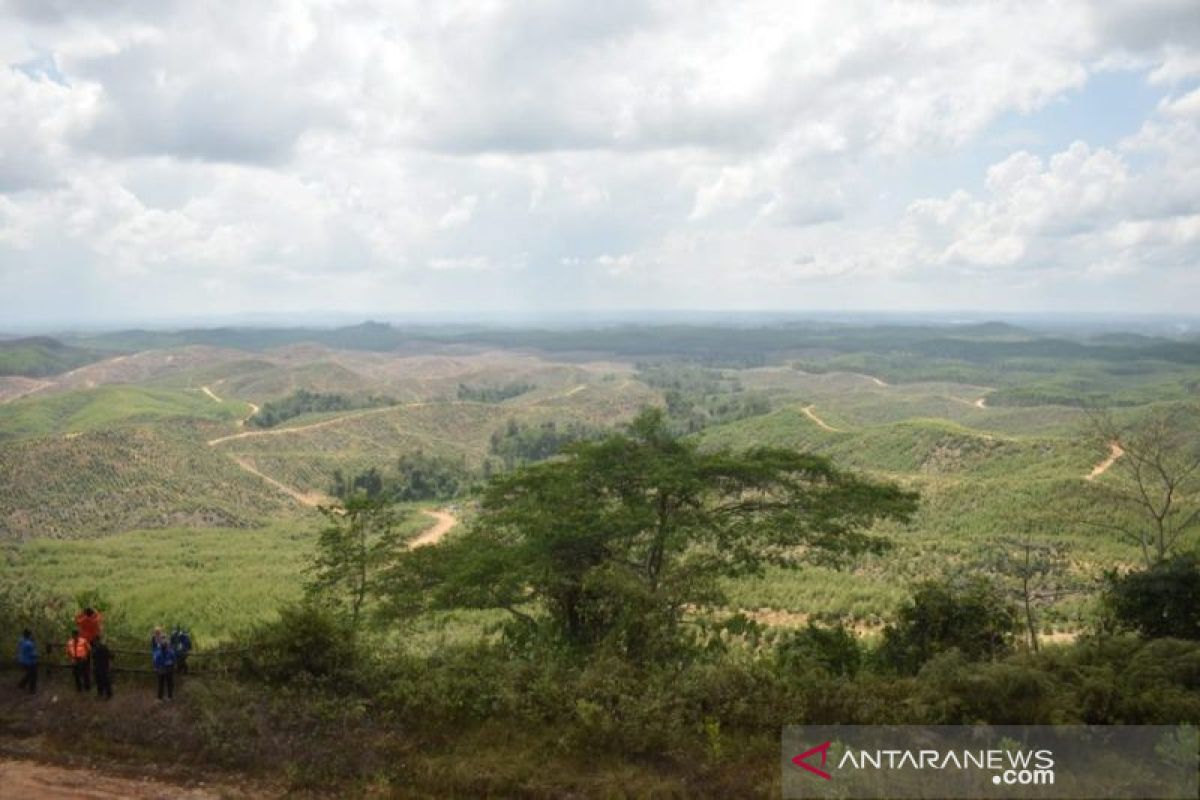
[1, 0, 1198, 327]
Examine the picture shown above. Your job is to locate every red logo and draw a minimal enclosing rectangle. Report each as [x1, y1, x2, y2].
[792, 741, 833, 780]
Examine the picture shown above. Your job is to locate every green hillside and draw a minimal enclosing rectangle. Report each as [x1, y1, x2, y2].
[0, 336, 104, 377]
[0, 385, 245, 441]
[0, 425, 296, 538]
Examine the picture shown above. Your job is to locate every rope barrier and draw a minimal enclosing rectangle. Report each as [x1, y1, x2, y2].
[2, 659, 236, 677]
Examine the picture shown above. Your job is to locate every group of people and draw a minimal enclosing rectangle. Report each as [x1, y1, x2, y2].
[14, 608, 193, 702]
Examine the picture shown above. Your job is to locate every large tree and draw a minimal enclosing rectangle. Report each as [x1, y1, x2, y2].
[383, 409, 917, 654]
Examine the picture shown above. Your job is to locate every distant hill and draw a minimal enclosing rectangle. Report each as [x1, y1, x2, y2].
[66, 321, 1200, 371]
[0, 337, 104, 377]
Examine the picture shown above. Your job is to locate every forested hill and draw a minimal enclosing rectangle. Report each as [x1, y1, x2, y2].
[62, 319, 1200, 361]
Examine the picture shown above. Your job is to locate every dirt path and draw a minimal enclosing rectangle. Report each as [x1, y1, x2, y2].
[238, 401, 260, 428]
[1086, 442, 1124, 481]
[230, 456, 330, 507]
[409, 509, 458, 547]
[0, 758, 235, 799]
[801, 404, 843, 433]
[200, 385, 223, 403]
[206, 405, 400, 446]
[974, 396, 988, 409]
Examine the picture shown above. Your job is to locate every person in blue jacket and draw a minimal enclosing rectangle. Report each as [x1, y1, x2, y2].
[153, 639, 176, 700]
[16, 629, 37, 694]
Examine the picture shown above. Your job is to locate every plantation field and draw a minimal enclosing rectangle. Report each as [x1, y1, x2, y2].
[0, 509, 436, 642]
[1, 320, 1196, 639]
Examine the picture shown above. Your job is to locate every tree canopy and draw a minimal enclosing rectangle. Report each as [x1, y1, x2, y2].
[383, 408, 917, 654]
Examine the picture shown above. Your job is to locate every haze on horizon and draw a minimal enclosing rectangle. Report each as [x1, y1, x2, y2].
[1, 1, 1198, 327]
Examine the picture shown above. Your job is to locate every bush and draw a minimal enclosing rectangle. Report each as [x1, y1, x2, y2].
[1104, 555, 1200, 640]
[878, 577, 1019, 674]
[775, 623, 862, 677]
[244, 603, 360, 688]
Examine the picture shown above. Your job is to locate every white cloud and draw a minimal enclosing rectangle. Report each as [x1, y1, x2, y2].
[0, 0, 1197, 321]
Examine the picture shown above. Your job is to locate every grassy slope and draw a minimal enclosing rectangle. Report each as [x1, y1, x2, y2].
[700, 393, 1176, 627]
[0, 509, 437, 642]
[0, 385, 245, 441]
[0, 337, 104, 377]
[0, 425, 297, 538]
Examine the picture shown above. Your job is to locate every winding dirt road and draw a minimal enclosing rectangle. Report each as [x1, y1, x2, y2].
[410, 509, 458, 547]
[801, 404, 843, 433]
[1086, 442, 1124, 481]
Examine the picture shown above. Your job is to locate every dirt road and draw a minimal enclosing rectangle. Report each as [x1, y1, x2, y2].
[230, 456, 330, 507]
[801, 404, 843, 433]
[200, 385, 223, 403]
[0, 759, 241, 800]
[1086, 442, 1124, 480]
[410, 509, 457, 547]
[206, 403, 420, 446]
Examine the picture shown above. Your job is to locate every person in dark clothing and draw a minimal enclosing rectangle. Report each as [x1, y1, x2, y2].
[153, 640, 176, 700]
[92, 636, 114, 700]
[16, 629, 38, 694]
[175, 628, 192, 675]
[66, 630, 91, 692]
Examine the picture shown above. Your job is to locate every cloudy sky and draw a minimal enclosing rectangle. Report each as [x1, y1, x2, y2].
[1, 0, 1198, 326]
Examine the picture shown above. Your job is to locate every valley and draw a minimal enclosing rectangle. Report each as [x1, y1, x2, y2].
[2, 321, 1196, 641]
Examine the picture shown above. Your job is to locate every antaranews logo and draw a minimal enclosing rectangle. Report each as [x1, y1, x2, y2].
[789, 740, 1055, 785]
[791, 741, 832, 780]
[781, 725, 1199, 799]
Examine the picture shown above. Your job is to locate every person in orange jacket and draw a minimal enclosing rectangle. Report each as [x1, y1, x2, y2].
[65, 630, 91, 692]
[75, 607, 103, 644]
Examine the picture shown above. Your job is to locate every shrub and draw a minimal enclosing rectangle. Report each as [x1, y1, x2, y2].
[775, 623, 862, 677]
[243, 603, 359, 688]
[878, 577, 1019, 674]
[1103, 555, 1200, 640]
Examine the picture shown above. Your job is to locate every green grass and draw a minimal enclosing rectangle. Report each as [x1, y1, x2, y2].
[0, 508, 438, 643]
[0, 336, 103, 377]
[0, 385, 244, 440]
[1, 522, 317, 642]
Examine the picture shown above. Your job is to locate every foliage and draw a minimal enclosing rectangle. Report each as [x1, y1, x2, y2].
[638, 363, 772, 433]
[392, 450, 472, 501]
[488, 417, 599, 468]
[307, 496, 403, 629]
[457, 382, 534, 403]
[879, 577, 1020, 674]
[250, 388, 397, 428]
[1103, 554, 1200, 640]
[774, 622, 863, 677]
[386, 408, 917, 655]
[243, 602, 360, 687]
